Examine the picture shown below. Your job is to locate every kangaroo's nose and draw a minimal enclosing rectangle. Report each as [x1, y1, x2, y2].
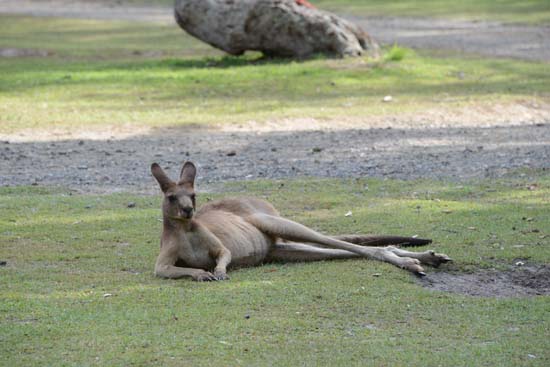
[182, 206, 193, 217]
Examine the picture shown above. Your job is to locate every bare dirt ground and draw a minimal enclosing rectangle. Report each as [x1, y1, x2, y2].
[2, 121, 549, 194]
[419, 264, 550, 297]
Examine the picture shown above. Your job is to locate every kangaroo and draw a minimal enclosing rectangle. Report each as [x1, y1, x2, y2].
[151, 161, 451, 281]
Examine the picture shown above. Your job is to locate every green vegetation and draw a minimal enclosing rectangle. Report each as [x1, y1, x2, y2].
[1, 15, 549, 134]
[1, 175, 549, 366]
[384, 44, 407, 62]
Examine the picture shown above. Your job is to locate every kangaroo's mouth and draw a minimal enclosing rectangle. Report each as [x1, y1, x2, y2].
[170, 210, 193, 221]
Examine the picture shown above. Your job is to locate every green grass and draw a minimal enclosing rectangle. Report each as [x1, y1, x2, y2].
[384, 44, 408, 62]
[0, 15, 216, 59]
[1, 15, 549, 134]
[1, 175, 549, 366]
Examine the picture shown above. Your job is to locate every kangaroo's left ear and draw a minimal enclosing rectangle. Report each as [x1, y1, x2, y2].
[179, 161, 196, 188]
[151, 163, 175, 193]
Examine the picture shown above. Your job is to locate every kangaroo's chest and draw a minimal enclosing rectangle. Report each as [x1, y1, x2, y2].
[174, 234, 216, 270]
[172, 212, 274, 270]
[202, 213, 274, 268]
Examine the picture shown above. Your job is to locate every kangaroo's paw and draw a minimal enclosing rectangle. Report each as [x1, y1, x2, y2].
[213, 269, 230, 281]
[192, 270, 218, 282]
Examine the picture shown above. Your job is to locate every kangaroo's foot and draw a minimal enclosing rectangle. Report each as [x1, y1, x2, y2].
[386, 246, 452, 268]
[376, 250, 426, 275]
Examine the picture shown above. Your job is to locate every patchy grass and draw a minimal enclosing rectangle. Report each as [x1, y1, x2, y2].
[1, 175, 549, 366]
[0, 15, 215, 59]
[316, 0, 550, 24]
[1, 16, 549, 135]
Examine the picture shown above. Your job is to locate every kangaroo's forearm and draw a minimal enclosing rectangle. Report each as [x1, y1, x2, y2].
[155, 264, 200, 279]
[214, 248, 231, 273]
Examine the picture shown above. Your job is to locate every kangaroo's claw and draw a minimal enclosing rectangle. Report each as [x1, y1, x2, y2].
[425, 251, 453, 268]
[213, 270, 230, 281]
[193, 271, 217, 282]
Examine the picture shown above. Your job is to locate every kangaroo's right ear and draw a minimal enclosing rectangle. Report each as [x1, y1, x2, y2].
[179, 161, 197, 188]
[151, 163, 175, 192]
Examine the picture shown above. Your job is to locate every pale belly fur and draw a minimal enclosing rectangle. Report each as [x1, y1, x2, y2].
[201, 210, 274, 268]
[176, 210, 274, 270]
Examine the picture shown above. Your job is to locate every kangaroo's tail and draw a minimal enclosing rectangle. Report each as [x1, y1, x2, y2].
[333, 235, 432, 247]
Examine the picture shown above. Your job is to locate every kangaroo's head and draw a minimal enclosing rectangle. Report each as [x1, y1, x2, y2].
[151, 161, 197, 223]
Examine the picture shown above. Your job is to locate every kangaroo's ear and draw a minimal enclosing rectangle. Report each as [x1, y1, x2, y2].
[151, 163, 175, 192]
[179, 161, 196, 188]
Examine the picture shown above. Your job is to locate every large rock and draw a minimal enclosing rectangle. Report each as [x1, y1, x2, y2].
[174, 0, 379, 58]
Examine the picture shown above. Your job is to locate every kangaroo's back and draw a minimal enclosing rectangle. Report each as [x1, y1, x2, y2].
[196, 196, 279, 218]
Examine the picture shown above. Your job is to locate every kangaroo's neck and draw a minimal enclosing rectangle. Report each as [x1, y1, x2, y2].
[163, 217, 195, 233]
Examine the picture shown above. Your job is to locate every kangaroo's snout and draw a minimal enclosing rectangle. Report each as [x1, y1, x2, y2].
[181, 206, 194, 219]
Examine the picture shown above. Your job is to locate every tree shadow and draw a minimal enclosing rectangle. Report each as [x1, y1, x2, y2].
[2, 51, 546, 100]
[158, 54, 307, 69]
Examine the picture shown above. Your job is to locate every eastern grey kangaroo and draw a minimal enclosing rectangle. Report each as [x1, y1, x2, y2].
[152, 161, 451, 281]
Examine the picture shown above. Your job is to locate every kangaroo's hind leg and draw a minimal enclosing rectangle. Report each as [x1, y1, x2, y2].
[246, 213, 426, 274]
[266, 242, 360, 263]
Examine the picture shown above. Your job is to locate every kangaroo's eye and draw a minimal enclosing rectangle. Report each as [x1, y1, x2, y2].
[190, 194, 196, 200]
[167, 195, 177, 203]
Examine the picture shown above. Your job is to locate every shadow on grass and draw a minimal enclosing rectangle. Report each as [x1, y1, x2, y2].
[158, 55, 301, 69]
[1, 52, 548, 100]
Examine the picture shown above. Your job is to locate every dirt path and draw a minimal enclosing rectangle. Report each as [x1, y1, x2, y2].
[2, 123, 549, 193]
[1, 0, 549, 61]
